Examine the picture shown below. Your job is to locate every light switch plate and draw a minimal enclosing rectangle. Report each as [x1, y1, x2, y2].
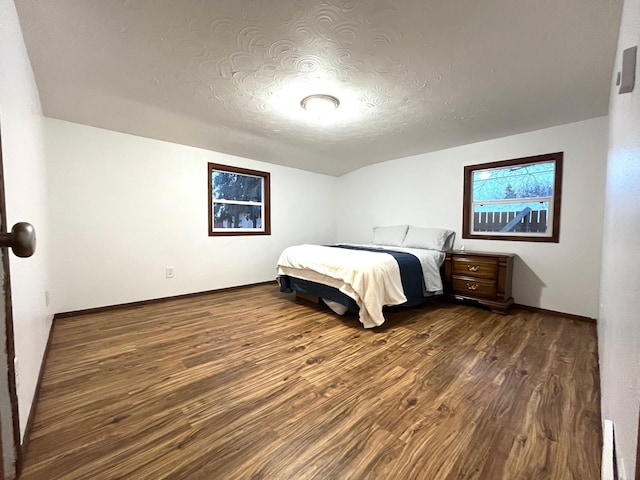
[619, 45, 637, 94]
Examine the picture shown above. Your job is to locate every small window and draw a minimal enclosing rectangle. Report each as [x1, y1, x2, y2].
[462, 152, 563, 242]
[208, 163, 271, 236]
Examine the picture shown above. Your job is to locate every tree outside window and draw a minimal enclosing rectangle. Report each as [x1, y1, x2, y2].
[462, 152, 563, 242]
[208, 163, 271, 236]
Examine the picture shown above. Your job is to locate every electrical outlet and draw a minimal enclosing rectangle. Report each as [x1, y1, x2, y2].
[165, 267, 174, 279]
[45, 291, 50, 307]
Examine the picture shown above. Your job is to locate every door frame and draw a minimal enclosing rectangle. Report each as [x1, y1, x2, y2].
[0, 123, 21, 478]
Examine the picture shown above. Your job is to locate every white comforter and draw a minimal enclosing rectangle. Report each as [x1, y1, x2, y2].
[276, 244, 444, 328]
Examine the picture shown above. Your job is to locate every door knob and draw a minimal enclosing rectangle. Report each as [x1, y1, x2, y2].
[0, 222, 36, 258]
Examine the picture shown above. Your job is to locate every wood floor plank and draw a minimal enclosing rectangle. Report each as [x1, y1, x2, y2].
[20, 285, 601, 479]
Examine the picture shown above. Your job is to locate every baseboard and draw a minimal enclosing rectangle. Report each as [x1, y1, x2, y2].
[20, 315, 55, 465]
[54, 280, 278, 319]
[512, 303, 596, 324]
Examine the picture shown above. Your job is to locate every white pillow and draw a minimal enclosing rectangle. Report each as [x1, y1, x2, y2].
[372, 225, 409, 246]
[403, 226, 456, 251]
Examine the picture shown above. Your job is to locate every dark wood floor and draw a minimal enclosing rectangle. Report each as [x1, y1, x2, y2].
[20, 283, 601, 479]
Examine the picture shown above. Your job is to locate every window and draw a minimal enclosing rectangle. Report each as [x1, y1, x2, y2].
[208, 163, 271, 236]
[462, 152, 563, 242]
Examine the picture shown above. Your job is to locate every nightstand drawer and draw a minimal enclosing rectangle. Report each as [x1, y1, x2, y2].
[452, 276, 497, 298]
[452, 255, 498, 279]
[444, 250, 514, 314]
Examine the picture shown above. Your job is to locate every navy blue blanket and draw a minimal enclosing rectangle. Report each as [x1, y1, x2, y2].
[327, 244, 425, 307]
[279, 276, 360, 311]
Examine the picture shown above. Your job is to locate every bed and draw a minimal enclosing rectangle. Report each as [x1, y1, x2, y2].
[276, 225, 455, 328]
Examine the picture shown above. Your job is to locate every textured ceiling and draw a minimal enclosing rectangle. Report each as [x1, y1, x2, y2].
[16, 0, 623, 176]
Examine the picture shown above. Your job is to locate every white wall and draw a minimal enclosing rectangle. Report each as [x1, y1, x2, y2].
[598, 0, 640, 476]
[0, 0, 52, 439]
[337, 117, 609, 318]
[44, 118, 337, 313]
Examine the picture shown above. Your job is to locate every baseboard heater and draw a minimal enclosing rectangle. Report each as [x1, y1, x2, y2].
[602, 419, 618, 480]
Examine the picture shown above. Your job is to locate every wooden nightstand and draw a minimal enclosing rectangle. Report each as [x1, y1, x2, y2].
[443, 250, 515, 314]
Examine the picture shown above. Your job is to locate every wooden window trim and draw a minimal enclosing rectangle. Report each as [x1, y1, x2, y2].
[208, 163, 271, 236]
[462, 152, 563, 243]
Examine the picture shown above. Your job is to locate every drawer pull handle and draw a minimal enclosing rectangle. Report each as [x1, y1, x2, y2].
[466, 282, 479, 291]
[467, 265, 480, 272]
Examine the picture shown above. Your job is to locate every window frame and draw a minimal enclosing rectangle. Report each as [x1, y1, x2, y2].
[462, 152, 563, 243]
[208, 162, 271, 237]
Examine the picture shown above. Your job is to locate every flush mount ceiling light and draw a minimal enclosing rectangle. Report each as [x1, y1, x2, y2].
[300, 94, 340, 115]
